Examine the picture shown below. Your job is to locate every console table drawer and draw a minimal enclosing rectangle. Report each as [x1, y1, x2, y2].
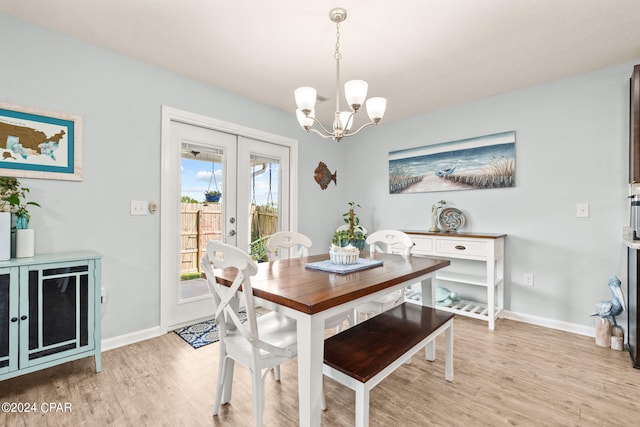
[435, 239, 488, 258]
[411, 236, 434, 253]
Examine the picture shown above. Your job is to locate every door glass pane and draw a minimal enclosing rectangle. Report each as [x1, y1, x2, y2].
[180, 144, 224, 300]
[249, 154, 280, 262]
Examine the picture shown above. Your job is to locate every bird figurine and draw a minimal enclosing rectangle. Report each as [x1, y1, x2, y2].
[591, 275, 626, 325]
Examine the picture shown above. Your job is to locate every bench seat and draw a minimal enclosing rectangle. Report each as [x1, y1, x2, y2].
[323, 303, 454, 426]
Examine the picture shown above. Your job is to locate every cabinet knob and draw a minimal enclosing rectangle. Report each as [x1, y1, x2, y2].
[454, 245, 466, 250]
[10, 317, 18, 322]
[20, 315, 27, 321]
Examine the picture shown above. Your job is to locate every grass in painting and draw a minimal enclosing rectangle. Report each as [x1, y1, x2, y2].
[442, 156, 515, 189]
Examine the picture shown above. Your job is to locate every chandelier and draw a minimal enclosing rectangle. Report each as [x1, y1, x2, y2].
[294, 8, 387, 142]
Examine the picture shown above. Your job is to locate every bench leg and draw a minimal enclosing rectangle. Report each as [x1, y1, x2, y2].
[445, 322, 454, 381]
[354, 383, 370, 427]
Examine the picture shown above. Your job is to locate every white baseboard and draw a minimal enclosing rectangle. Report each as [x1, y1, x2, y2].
[101, 326, 163, 352]
[503, 310, 595, 337]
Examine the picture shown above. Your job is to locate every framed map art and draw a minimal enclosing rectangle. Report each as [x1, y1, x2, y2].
[0, 102, 82, 181]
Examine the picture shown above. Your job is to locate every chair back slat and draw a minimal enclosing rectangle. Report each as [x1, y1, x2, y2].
[266, 231, 312, 261]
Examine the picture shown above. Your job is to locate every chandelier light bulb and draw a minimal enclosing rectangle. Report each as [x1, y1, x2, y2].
[296, 109, 315, 128]
[294, 87, 317, 113]
[334, 111, 354, 131]
[344, 80, 368, 111]
[366, 97, 387, 122]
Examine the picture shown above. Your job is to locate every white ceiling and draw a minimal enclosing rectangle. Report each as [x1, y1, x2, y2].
[2, 0, 640, 124]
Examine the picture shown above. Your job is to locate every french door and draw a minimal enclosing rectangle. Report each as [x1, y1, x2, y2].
[160, 107, 297, 331]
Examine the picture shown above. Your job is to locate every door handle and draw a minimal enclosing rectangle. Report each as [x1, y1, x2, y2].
[228, 230, 236, 237]
[10, 317, 18, 322]
[20, 315, 27, 321]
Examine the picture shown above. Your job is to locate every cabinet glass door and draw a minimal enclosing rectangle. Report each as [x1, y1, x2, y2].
[23, 264, 91, 366]
[0, 268, 19, 374]
[0, 274, 11, 373]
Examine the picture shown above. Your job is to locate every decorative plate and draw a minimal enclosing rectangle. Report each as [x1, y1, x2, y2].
[439, 207, 466, 232]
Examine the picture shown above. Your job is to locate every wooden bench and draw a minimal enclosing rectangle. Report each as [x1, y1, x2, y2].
[323, 303, 454, 427]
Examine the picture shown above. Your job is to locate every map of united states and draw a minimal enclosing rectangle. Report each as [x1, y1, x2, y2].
[0, 122, 64, 161]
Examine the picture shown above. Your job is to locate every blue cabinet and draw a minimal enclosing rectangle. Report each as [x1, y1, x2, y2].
[0, 251, 101, 380]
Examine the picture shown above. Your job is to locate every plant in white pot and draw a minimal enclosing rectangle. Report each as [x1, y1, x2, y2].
[0, 177, 40, 258]
[332, 201, 367, 250]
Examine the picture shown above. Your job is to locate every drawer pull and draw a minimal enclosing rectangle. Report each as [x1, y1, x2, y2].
[454, 245, 466, 250]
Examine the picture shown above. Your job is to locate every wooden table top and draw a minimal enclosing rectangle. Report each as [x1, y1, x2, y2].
[215, 252, 450, 315]
[403, 230, 506, 239]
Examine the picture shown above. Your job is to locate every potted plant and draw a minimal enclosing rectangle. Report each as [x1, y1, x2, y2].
[0, 176, 40, 229]
[204, 190, 222, 203]
[0, 177, 40, 259]
[332, 201, 367, 250]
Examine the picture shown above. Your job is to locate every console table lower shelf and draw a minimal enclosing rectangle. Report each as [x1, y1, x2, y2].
[435, 299, 502, 321]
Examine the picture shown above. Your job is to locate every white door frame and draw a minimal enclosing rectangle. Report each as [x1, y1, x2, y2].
[160, 105, 298, 333]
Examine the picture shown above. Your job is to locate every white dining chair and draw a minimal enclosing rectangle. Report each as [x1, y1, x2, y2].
[266, 231, 353, 332]
[265, 230, 312, 261]
[201, 240, 298, 427]
[354, 229, 414, 323]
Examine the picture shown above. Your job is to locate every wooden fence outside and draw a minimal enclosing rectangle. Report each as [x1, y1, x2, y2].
[180, 203, 278, 274]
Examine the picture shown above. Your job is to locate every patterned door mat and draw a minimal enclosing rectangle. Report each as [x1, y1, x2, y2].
[174, 310, 253, 349]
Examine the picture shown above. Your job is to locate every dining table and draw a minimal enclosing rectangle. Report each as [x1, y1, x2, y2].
[215, 251, 451, 427]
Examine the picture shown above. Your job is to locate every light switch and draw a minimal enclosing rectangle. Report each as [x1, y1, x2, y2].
[130, 200, 148, 215]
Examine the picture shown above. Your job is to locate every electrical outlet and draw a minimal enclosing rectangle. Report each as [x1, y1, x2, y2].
[523, 273, 534, 287]
[576, 203, 589, 218]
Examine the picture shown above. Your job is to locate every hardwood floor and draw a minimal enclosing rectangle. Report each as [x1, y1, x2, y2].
[1, 316, 639, 426]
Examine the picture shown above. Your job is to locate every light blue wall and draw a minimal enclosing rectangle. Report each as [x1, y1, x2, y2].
[2, 12, 637, 336]
[345, 62, 636, 327]
[0, 14, 346, 339]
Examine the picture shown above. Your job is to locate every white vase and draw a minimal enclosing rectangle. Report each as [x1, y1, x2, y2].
[16, 228, 35, 258]
[0, 212, 9, 260]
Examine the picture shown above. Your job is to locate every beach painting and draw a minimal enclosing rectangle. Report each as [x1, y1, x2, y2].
[389, 131, 515, 194]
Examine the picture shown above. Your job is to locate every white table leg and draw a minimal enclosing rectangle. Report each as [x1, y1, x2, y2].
[445, 321, 454, 381]
[354, 383, 370, 427]
[421, 274, 436, 361]
[420, 273, 434, 307]
[296, 313, 325, 427]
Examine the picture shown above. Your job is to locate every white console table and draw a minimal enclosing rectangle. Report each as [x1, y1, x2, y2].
[405, 231, 505, 330]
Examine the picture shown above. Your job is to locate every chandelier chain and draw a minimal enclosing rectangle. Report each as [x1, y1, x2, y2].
[334, 22, 342, 60]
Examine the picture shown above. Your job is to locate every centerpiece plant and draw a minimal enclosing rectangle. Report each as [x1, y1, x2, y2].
[332, 201, 367, 250]
[0, 176, 40, 229]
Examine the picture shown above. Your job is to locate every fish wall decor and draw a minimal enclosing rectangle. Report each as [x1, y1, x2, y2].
[314, 161, 337, 190]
